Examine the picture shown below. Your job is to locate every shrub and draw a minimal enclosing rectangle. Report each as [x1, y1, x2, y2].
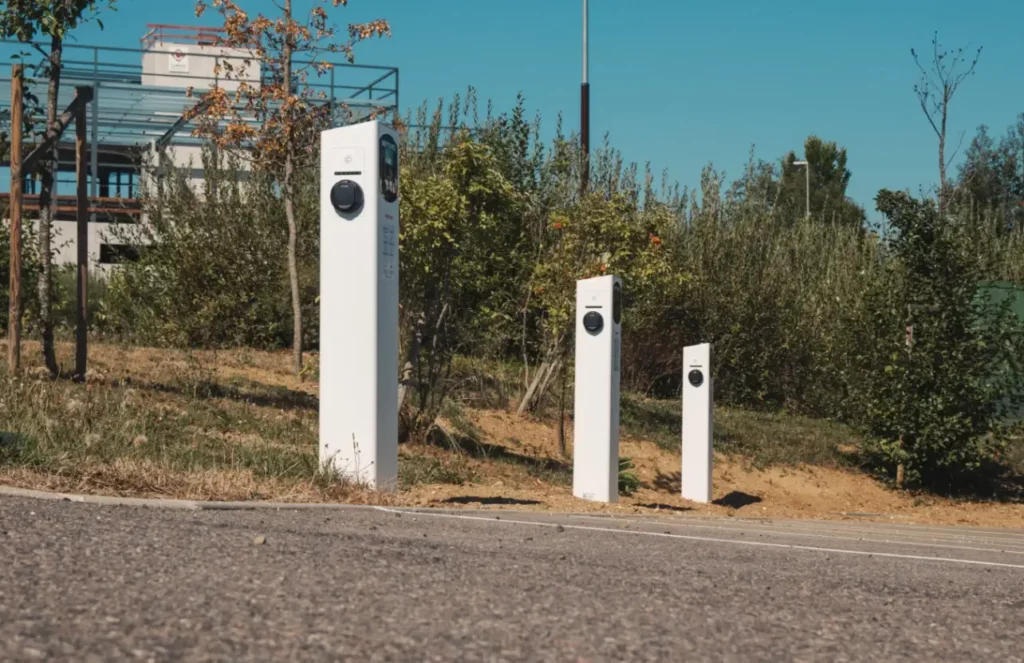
[849, 191, 1024, 491]
[101, 148, 319, 350]
[618, 457, 640, 496]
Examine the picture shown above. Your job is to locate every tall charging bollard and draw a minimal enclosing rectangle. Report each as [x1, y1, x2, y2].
[573, 275, 623, 503]
[682, 343, 713, 503]
[319, 120, 400, 490]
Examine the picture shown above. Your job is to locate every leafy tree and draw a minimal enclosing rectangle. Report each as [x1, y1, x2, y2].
[0, 0, 116, 376]
[849, 190, 1024, 491]
[398, 131, 522, 440]
[956, 116, 1024, 226]
[191, 0, 390, 375]
[778, 136, 865, 226]
[523, 192, 676, 428]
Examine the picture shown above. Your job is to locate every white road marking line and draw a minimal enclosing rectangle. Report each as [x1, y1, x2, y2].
[746, 516, 1024, 540]
[795, 518, 1024, 538]
[563, 514, 1024, 556]
[569, 513, 1024, 548]
[756, 521, 1024, 547]
[374, 507, 1024, 571]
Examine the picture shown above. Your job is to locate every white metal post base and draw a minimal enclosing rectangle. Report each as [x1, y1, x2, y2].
[682, 343, 713, 503]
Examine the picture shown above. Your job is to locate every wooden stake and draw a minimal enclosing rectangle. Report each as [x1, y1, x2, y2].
[75, 88, 89, 380]
[8, 64, 24, 374]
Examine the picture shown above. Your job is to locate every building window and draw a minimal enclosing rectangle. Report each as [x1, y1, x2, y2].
[99, 244, 141, 264]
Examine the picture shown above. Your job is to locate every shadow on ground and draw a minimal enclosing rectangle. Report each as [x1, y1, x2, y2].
[426, 428, 572, 480]
[713, 491, 763, 509]
[654, 473, 763, 510]
[634, 503, 693, 513]
[441, 496, 543, 506]
[132, 378, 319, 412]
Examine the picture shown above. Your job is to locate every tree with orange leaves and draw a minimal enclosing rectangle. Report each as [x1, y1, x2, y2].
[190, 0, 390, 374]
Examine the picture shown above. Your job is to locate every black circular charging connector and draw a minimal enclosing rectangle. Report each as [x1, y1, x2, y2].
[330, 180, 364, 215]
[688, 369, 704, 388]
[582, 311, 604, 335]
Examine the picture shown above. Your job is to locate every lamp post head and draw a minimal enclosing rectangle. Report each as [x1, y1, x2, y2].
[793, 160, 808, 166]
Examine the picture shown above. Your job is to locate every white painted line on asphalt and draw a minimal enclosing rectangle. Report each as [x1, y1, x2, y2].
[754, 516, 1024, 538]
[564, 514, 1024, 556]
[569, 513, 1024, 550]
[741, 515, 1024, 540]
[756, 521, 1024, 547]
[375, 507, 1024, 571]
[583, 513, 1024, 548]
[790, 517, 1024, 539]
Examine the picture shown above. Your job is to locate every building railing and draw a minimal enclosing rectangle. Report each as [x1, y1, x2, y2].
[141, 24, 227, 48]
[1, 38, 400, 115]
[0, 193, 143, 223]
[0, 37, 399, 221]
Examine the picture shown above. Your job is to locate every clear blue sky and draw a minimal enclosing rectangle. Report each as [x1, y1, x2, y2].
[71, 0, 1024, 217]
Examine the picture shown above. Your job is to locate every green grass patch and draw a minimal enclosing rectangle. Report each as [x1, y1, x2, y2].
[620, 393, 862, 470]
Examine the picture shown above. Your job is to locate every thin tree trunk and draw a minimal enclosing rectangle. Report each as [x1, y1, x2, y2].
[8, 64, 24, 374]
[938, 93, 949, 214]
[285, 164, 301, 375]
[517, 337, 563, 415]
[521, 291, 532, 388]
[283, 0, 302, 375]
[557, 356, 569, 458]
[398, 311, 426, 416]
[517, 359, 552, 415]
[896, 318, 914, 488]
[536, 357, 560, 408]
[38, 34, 63, 377]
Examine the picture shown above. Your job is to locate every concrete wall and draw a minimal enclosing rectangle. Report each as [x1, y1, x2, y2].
[10, 219, 126, 278]
[141, 41, 260, 92]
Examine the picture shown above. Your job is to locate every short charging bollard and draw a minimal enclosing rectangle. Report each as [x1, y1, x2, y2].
[573, 275, 623, 503]
[319, 120, 400, 490]
[682, 343, 713, 503]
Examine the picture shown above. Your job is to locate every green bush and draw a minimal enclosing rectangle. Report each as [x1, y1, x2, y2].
[849, 191, 1024, 491]
[100, 147, 318, 350]
[0, 217, 43, 334]
[618, 457, 640, 496]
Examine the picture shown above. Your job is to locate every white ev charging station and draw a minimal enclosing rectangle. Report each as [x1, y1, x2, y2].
[573, 275, 623, 503]
[682, 343, 713, 503]
[319, 120, 400, 490]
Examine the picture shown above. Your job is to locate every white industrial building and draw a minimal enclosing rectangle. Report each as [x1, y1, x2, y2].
[1, 24, 399, 274]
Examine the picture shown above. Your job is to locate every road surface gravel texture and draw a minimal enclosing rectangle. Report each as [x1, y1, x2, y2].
[2, 495, 1024, 662]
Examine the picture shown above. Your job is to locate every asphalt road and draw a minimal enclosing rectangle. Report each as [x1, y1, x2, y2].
[2, 495, 1024, 662]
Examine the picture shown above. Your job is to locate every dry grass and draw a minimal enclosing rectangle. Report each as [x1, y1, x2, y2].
[0, 341, 357, 502]
[2, 341, 1024, 527]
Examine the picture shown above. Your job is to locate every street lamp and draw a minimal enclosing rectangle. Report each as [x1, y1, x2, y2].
[581, 0, 590, 193]
[792, 160, 810, 219]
